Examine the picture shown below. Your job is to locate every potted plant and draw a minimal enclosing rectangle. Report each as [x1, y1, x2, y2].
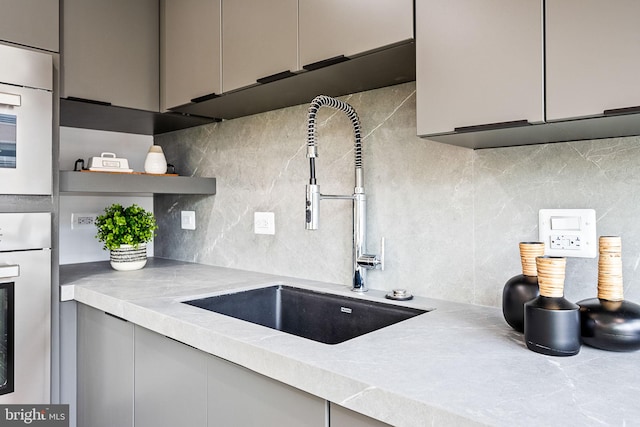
[95, 203, 158, 271]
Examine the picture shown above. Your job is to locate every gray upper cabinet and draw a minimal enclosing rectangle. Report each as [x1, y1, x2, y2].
[0, 0, 59, 52]
[417, 0, 640, 149]
[62, 0, 159, 111]
[166, 0, 415, 121]
[221, 0, 298, 92]
[298, 0, 413, 67]
[546, 0, 640, 121]
[416, 0, 544, 136]
[161, 0, 221, 111]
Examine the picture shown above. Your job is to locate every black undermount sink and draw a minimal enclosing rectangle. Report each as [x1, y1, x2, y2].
[183, 285, 429, 344]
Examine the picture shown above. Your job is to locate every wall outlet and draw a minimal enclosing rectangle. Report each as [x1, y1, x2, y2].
[71, 213, 98, 230]
[181, 211, 196, 230]
[539, 209, 597, 258]
[254, 212, 275, 235]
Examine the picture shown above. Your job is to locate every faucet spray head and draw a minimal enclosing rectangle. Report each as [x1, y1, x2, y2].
[305, 184, 320, 230]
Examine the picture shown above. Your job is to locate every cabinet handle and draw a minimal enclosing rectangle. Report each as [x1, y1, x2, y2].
[104, 312, 128, 322]
[164, 334, 198, 349]
[454, 119, 530, 133]
[0, 265, 19, 280]
[256, 70, 296, 84]
[0, 92, 21, 107]
[190, 92, 219, 104]
[66, 96, 112, 107]
[603, 105, 640, 116]
[303, 55, 350, 71]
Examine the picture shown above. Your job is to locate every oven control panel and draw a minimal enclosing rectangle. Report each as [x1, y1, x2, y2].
[0, 213, 51, 251]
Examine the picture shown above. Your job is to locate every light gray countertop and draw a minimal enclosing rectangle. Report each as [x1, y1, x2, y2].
[60, 258, 640, 426]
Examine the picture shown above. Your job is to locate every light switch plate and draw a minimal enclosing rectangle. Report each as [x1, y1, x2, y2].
[539, 209, 596, 258]
[254, 212, 275, 235]
[181, 211, 196, 230]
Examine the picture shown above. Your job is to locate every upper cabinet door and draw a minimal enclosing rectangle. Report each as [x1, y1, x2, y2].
[416, 0, 544, 136]
[0, 0, 59, 52]
[546, 0, 640, 121]
[221, 0, 298, 93]
[62, 0, 159, 112]
[298, 0, 413, 67]
[161, 0, 221, 111]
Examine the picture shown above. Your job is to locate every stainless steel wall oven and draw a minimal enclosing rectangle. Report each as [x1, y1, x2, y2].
[0, 43, 52, 195]
[0, 213, 51, 404]
[0, 280, 14, 395]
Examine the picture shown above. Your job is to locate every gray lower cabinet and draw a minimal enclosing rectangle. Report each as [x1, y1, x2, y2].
[207, 353, 325, 427]
[78, 306, 384, 427]
[330, 403, 392, 427]
[134, 326, 208, 427]
[77, 305, 134, 427]
[135, 325, 325, 427]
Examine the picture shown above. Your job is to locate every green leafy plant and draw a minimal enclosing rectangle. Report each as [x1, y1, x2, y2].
[95, 204, 158, 251]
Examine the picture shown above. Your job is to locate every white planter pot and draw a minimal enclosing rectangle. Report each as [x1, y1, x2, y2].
[110, 243, 147, 271]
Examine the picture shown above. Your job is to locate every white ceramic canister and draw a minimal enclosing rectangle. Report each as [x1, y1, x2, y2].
[144, 145, 167, 174]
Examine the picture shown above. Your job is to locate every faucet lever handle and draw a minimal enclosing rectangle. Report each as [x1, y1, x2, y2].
[357, 238, 385, 270]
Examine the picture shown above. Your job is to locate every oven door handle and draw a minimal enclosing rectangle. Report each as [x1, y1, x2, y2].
[0, 265, 20, 279]
[0, 92, 21, 107]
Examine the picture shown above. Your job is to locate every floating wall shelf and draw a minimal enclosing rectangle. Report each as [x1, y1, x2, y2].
[59, 171, 216, 195]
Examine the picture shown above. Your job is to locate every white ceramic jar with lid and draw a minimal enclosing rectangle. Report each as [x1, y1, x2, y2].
[144, 145, 167, 174]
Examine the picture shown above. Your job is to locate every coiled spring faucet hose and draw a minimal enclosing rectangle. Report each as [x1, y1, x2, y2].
[306, 95, 363, 187]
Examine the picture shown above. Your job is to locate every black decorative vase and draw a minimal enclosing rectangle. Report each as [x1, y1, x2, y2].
[502, 242, 544, 332]
[578, 299, 640, 352]
[524, 256, 581, 357]
[577, 236, 640, 352]
[525, 296, 581, 356]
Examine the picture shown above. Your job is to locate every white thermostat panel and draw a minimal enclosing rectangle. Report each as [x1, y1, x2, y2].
[539, 209, 597, 258]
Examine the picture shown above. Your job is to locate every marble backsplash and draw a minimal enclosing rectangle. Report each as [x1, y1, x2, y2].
[154, 82, 640, 308]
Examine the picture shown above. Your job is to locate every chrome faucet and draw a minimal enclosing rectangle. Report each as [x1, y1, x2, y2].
[304, 95, 384, 292]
